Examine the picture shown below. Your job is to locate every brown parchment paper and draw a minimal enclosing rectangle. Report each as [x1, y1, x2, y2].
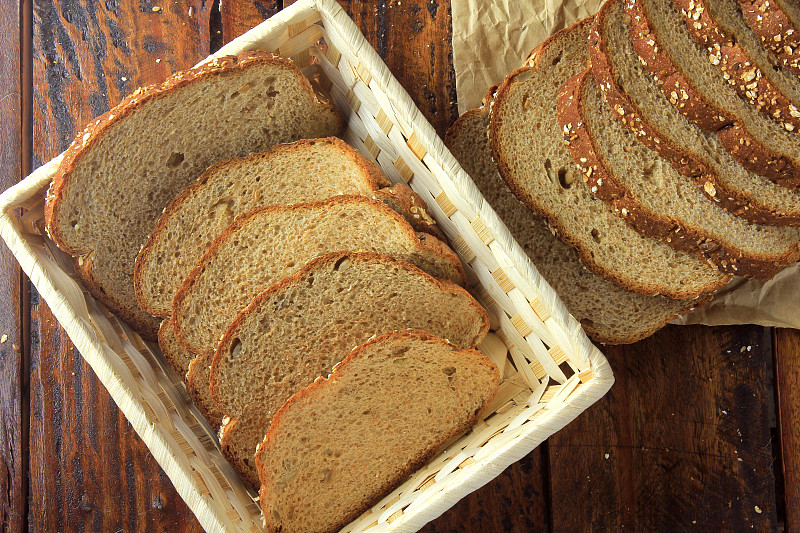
[451, 0, 799, 329]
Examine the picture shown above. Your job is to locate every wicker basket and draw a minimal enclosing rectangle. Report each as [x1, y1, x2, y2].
[0, 1, 613, 531]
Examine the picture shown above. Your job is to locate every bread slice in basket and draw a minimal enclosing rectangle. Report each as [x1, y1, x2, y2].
[589, 0, 800, 226]
[558, 68, 800, 278]
[256, 329, 499, 533]
[44, 52, 344, 339]
[134, 137, 444, 318]
[172, 195, 466, 356]
[627, 0, 800, 189]
[488, 18, 730, 299]
[210, 251, 489, 488]
[445, 101, 711, 345]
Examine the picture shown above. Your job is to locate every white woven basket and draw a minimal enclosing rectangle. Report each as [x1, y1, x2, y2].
[0, 1, 613, 531]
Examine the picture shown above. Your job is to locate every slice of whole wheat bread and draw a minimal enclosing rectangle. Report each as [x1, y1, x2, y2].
[45, 52, 344, 339]
[211, 251, 489, 488]
[559, 68, 800, 278]
[488, 19, 730, 299]
[628, 0, 800, 189]
[589, 0, 800, 226]
[739, 0, 800, 75]
[446, 103, 711, 345]
[172, 196, 466, 356]
[674, 0, 800, 133]
[256, 329, 499, 533]
[135, 137, 443, 317]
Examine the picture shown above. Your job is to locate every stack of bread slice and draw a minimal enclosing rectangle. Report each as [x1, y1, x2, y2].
[448, 0, 800, 345]
[45, 53, 500, 533]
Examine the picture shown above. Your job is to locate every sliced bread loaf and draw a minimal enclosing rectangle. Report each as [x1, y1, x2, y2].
[45, 52, 344, 338]
[256, 329, 499, 533]
[186, 352, 224, 430]
[446, 103, 711, 345]
[739, 0, 800, 75]
[172, 196, 465, 356]
[559, 68, 800, 278]
[589, 0, 800, 226]
[488, 19, 730, 299]
[627, 0, 800, 189]
[674, 0, 800, 133]
[211, 251, 489, 488]
[135, 137, 443, 317]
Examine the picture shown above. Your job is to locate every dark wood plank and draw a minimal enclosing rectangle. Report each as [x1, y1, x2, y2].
[549, 325, 777, 531]
[420, 448, 550, 533]
[775, 328, 800, 531]
[220, 0, 278, 43]
[0, 0, 26, 527]
[29, 0, 212, 528]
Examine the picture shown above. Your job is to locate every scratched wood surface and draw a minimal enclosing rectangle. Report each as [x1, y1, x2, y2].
[1, 0, 797, 530]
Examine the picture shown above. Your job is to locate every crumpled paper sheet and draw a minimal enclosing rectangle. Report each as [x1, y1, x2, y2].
[451, 0, 799, 329]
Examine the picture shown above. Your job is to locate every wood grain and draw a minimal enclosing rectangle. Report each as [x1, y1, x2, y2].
[220, 0, 278, 43]
[775, 328, 800, 531]
[29, 0, 211, 528]
[0, 0, 26, 527]
[548, 325, 777, 531]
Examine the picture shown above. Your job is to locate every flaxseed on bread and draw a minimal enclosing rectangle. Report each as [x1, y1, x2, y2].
[446, 103, 711, 345]
[559, 68, 800, 278]
[135, 137, 443, 317]
[589, 0, 800, 226]
[45, 52, 344, 338]
[739, 0, 800, 75]
[172, 196, 466, 356]
[256, 329, 499, 533]
[674, 0, 800, 133]
[488, 19, 730, 299]
[210, 252, 489, 488]
[627, 0, 800, 189]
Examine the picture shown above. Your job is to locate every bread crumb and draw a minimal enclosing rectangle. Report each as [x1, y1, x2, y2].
[1, 334, 7, 343]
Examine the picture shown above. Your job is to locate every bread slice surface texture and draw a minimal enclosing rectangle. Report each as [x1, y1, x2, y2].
[256, 329, 499, 533]
[210, 251, 489, 488]
[739, 0, 800, 75]
[446, 103, 711, 345]
[172, 196, 466, 355]
[559, 68, 800, 278]
[589, 0, 800, 226]
[45, 52, 344, 338]
[489, 18, 730, 299]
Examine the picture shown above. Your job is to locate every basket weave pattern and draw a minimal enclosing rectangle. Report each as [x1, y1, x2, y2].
[0, 1, 613, 531]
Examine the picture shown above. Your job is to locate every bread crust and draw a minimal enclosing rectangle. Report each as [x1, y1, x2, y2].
[674, 0, 800, 133]
[559, 68, 800, 279]
[588, 0, 800, 226]
[185, 353, 225, 430]
[255, 329, 499, 533]
[171, 197, 468, 354]
[626, 0, 800, 189]
[739, 0, 800, 75]
[489, 18, 730, 299]
[45, 52, 344, 338]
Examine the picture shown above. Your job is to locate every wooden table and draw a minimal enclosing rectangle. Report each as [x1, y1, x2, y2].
[1, 0, 798, 530]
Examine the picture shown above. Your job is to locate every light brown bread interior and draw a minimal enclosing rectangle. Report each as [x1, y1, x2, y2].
[591, 0, 800, 225]
[135, 138, 445, 317]
[489, 19, 729, 299]
[256, 330, 499, 533]
[445, 105, 710, 344]
[172, 196, 466, 356]
[210, 252, 489, 488]
[45, 53, 344, 338]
